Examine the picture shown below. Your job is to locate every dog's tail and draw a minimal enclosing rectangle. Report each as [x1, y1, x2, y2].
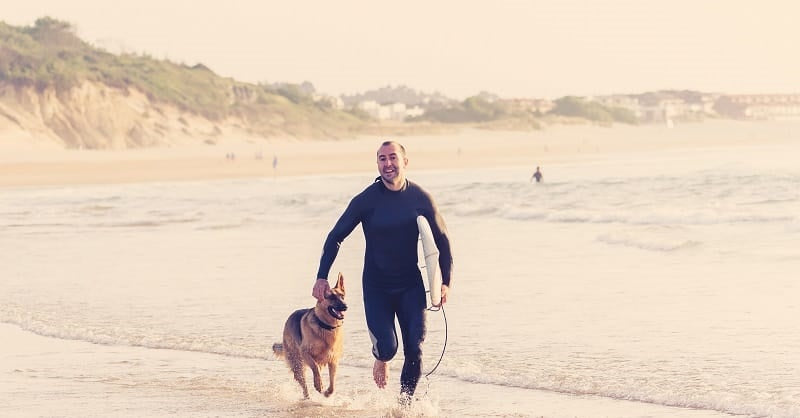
[272, 342, 284, 358]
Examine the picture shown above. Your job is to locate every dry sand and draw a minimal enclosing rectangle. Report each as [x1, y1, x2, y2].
[2, 120, 799, 188]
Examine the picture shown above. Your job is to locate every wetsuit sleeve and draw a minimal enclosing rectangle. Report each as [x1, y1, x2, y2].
[316, 197, 362, 280]
[422, 196, 453, 287]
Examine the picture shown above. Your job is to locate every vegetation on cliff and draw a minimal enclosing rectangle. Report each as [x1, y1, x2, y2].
[0, 17, 368, 143]
[550, 96, 638, 125]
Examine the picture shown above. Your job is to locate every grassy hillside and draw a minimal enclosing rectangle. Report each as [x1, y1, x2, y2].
[0, 17, 367, 140]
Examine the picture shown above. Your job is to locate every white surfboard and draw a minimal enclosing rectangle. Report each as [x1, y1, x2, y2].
[417, 215, 443, 306]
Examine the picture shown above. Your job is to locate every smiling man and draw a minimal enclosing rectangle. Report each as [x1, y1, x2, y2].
[312, 140, 453, 402]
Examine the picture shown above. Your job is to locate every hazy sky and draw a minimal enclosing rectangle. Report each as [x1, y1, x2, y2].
[6, 0, 799, 99]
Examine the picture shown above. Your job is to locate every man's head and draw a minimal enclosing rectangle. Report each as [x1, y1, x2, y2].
[376, 141, 408, 191]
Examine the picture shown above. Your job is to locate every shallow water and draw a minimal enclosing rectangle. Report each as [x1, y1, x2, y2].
[1, 138, 799, 417]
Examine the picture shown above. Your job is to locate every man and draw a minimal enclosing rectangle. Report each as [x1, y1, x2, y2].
[312, 140, 453, 400]
[530, 166, 543, 183]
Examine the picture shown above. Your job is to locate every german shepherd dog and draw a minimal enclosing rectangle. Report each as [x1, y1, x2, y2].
[272, 273, 347, 399]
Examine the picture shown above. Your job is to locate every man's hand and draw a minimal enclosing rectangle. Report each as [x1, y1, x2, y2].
[312, 278, 331, 302]
[437, 284, 450, 307]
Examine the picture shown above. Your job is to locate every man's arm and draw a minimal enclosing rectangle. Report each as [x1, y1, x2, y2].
[431, 211, 453, 286]
[421, 191, 453, 289]
[313, 198, 361, 300]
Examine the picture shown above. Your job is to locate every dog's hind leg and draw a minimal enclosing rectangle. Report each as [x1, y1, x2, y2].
[324, 362, 337, 397]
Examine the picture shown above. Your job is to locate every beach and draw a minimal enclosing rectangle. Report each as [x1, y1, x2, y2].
[2, 120, 799, 417]
[0, 323, 739, 418]
[4, 120, 797, 188]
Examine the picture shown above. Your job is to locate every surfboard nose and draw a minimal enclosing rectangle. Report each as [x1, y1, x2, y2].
[417, 215, 442, 306]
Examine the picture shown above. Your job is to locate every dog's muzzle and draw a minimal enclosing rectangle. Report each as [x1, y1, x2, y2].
[328, 303, 347, 320]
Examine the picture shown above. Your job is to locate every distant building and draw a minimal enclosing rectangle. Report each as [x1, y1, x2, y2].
[593, 95, 642, 119]
[356, 100, 424, 121]
[590, 91, 720, 123]
[640, 98, 685, 123]
[406, 105, 425, 118]
[501, 98, 555, 114]
[715, 94, 800, 120]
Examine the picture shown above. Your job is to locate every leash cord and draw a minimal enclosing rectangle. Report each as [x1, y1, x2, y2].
[424, 299, 447, 377]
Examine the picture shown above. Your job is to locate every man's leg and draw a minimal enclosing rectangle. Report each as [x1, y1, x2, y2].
[363, 285, 398, 388]
[396, 282, 427, 397]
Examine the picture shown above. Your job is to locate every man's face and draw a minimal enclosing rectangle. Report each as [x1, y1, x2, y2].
[377, 143, 407, 185]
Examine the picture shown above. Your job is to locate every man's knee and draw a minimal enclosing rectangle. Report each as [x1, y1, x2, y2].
[371, 333, 398, 361]
[403, 343, 422, 361]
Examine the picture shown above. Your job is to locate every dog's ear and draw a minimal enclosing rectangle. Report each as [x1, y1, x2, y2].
[334, 272, 345, 293]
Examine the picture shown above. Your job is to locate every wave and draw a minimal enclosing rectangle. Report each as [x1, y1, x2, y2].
[77, 204, 116, 213]
[433, 170, 800, 228]
[445, 366, 794, 418]
[194, 217, 257, 231]
[445, 199, 796, 227]
[3, 315, 795, 418]
[0, 315, 266, 361]
[448, 200, 795, 226]
[2, 222, 73, 229]
[742, 197, 799, 206]
[597, 229, 701, 252]
[88, 217, 202, 228]
[0, 309, 800, 416]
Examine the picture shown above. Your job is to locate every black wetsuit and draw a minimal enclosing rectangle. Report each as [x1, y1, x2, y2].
[316, 177, 453, 395]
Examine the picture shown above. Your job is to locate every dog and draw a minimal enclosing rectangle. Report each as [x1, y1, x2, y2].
[272, 272, 347, 399]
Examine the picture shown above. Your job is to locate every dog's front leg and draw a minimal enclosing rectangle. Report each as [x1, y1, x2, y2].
[302, 352, 324, 393]
[290, 360, 310, 399]
[324, 361, 337, 397]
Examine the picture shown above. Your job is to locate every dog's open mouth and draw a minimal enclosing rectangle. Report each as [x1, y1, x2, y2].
[328, 304, 347, 320]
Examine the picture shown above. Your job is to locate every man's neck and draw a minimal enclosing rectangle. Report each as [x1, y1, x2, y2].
[382, 177, 405, 191]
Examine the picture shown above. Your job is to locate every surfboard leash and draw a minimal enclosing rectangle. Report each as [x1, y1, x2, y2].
[417, 299, 447, 400]
[424, 300, 447, 377]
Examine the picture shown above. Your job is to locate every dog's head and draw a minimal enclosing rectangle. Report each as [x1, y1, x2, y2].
[318, 272, 347, 323]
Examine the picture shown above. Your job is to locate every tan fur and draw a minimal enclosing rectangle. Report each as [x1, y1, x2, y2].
[272, 273, 346, 399]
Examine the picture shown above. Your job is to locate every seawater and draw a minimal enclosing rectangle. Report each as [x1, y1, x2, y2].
[1, 141, 799, 417]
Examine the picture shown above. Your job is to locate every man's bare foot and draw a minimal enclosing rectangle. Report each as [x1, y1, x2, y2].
[373, 359, 388, 389]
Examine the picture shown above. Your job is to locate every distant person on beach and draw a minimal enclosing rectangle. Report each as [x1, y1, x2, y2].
[530, 166, 543, 183]
[312, 140, 453, 403]
[272, 154, 278, 170]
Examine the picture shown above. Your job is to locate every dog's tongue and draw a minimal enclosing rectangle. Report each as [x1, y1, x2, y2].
[329, 306, 345, 319]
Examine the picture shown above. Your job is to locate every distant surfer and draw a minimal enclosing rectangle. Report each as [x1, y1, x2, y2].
[312, 140, 453, 403]
[530, 166, 543, 183]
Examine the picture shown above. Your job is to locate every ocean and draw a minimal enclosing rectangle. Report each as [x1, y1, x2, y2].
[1, 139, 799, 417]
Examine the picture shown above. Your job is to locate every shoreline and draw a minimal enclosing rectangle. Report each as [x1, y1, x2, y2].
[0, 322, 732, 417]
[2, 120, 799, 188]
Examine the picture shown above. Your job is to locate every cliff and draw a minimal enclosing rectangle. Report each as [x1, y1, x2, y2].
[0, 18, 370, 150]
